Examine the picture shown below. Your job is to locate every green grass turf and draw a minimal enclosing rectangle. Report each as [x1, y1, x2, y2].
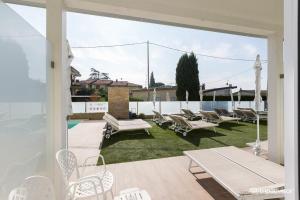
[99, 120, 267, 164]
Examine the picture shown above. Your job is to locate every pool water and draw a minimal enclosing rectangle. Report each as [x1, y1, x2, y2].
[68, 120, 80, 129]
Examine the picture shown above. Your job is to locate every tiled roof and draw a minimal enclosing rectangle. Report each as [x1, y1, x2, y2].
[78, 79, 142, 87]
[233, 90, 267, 96]
[94, 79, 113, 85]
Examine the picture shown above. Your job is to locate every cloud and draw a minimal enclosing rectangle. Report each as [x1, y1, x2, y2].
[242, 44, 258, 58]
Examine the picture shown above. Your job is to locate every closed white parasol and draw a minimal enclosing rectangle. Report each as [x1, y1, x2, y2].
[253, 54, 262, 156]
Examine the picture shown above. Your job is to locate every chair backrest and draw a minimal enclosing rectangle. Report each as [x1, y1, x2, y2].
[8, 187, 27, 200]
[214, 109, 223, 116]
[199, 111, 210, 119]
[208, 112, 221, 120]
[233, 109, 245, 117]
[182, 109, 195, 117]
[22, 176, 55, 200]
[176, 115, 192, 129]
[156, 111, 168, 121]
[152, 110, 161, 119]
[103, 113, 119, 129]
[220, 109, 230, 116]
[242, 110, 257, 118]
[237, 107, 256, 114]
[56, 149, 80, 184]
[169, 115, 182, 126]
[200, 111, 220, 121]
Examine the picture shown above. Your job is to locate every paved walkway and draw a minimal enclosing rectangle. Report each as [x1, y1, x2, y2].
[68, 120, 106, 165]
[80, 156, 236, 200]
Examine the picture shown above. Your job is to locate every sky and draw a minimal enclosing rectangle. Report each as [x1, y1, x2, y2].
[8, 4, 268, 91]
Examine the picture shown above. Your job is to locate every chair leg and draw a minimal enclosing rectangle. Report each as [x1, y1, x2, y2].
[188, 158, 193, 173]
[145, 129, 150, 135]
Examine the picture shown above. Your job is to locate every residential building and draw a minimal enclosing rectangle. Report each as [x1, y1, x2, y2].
[71, 79, 142, 95]
[131, 86, 177, 101]
[131, 85, 240, 101]
[233, 89, 268, 100]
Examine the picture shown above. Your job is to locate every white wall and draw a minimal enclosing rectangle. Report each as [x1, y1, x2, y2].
[267, 33, 284, 164]
[46, 0, 68, 198]
[284, 0, 298, 199]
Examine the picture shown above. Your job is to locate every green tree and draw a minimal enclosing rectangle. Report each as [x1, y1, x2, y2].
[154, 82, 165, 87]
[149, 72, 155, 88]
[175, 53, 200, 101]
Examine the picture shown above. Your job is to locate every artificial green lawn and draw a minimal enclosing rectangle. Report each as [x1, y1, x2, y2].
[100, 120, 267, 164]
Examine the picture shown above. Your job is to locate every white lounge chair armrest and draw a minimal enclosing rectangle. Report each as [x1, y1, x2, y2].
[67, 179, 100, 200]
[98, 154, 107, 172]
[80, 155, 103, 175]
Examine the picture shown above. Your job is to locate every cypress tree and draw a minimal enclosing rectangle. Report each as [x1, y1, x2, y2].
[176, 53, 200, 101]
[150, 72, 155, 88]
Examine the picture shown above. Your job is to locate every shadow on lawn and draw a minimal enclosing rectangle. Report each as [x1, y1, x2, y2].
[101, 130, 154, 148]
[177, 129, 225, 147]
[217, 121, 247, 131]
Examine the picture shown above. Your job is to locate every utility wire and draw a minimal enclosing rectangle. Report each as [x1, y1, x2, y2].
[71, 41, 147, 49]
[72, 41, 268, 62]
[149, 42, 268, 62]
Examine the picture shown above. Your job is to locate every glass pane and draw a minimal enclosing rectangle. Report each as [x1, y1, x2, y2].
[0, 1, 50, 198]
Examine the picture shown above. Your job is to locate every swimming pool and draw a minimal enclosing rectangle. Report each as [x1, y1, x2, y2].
[68, 120, 80, 129]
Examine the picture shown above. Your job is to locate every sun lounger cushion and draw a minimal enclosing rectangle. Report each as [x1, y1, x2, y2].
[170, 115, 217, 130]
[186, 120, 218, 129]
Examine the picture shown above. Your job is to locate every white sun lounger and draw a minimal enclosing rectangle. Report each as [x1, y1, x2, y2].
[181, 109, 202, 121]
[169, 115, 218, 136]
[103, 113, 152, 139]
[200, 111, 240, 124]
[184, 146, 285, 200]
[152, 110, 172, 126]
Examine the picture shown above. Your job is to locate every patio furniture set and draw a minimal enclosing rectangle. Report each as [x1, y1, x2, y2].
[9, 109, 279, 200]
[8, 146, 283, 200]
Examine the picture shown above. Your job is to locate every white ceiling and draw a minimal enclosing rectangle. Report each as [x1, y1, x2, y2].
[5, 0, 283, 36]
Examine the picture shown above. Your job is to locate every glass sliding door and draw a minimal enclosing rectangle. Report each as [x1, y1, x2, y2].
[0, 1, 51, 198]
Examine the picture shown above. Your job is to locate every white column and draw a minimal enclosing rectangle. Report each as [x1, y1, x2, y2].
[46, 0, 68, 198]
[284, 0, 298, 199]
[267, 33, 284, 164]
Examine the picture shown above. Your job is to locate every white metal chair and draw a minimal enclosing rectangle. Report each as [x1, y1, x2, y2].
[8, 187, 27, 200]
[22, 176, 55, 200]
[56, 149, 114, 200]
